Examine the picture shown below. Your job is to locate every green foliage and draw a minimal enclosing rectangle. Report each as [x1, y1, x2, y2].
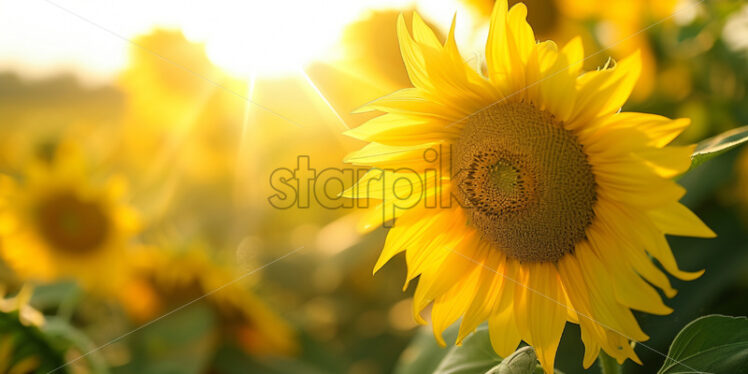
[396, 315, 748, 374]
[394, 324, 458, 374]
[42, 317, 110, 374]
[115, 303, 218, 374]
[657, 315, 748, 374]
[396, 324, 554, 374]
[597, 351, 622, 374]
[690, 125, 748, 169]
[0, 310, 66, 373]
[433, 326, 502, 374]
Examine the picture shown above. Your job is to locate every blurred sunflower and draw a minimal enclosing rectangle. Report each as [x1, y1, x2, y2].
[118, 246, 297, 357]
[0, 145, 139, 292]
[463, 0, 679, 100]
[344, 2, 713, 372]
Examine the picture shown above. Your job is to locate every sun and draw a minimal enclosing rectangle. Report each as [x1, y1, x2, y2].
[178, 0, 378, 77]
[343, 1, 714, 373]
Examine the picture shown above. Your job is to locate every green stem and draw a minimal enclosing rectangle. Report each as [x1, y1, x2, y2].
[598, 351, 622, 374]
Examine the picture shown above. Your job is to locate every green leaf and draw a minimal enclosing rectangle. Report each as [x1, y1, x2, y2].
[119, 302, 218, 374]
[657, 315, 748, 374]
[43, 317, 110, 374]
[0, 309, 67, 373]
[596, 351, 621, 374]
[394, 324, 458, 374]
[690, 125, 748, 169]
[433, 325, 502, 374]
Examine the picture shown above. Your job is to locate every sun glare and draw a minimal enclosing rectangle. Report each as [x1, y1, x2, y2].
[0, 0, 421, 81]
[180, 1, 366, 77]
[0, 0, 483, 80]
[156, 0, 481, 77]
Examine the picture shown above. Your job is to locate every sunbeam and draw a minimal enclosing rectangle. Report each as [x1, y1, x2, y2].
[302, 71, 350, 131]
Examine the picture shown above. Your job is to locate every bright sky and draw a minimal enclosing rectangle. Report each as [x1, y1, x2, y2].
[0, 0, 481, 83]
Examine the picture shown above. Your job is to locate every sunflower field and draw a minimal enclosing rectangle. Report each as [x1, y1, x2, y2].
[0, 0, 746, 373]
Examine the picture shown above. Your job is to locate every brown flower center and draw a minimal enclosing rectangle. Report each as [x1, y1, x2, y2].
[35, 192, 110, 255]
[453, 102, 596, 263]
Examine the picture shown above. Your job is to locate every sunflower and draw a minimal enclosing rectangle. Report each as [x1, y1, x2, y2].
[118, 246, 297, 357]
[343, 2, 714, 372]
[0, 145, 139, 292]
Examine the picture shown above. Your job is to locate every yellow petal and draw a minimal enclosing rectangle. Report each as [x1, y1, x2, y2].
[343, 141, 448, 171]
[457, 249, 505, 343]
[595, 177, 685, 208]
[485, 0, 509, 83]
[600, 112, 690, 148]
[397, 14, 432, 90]
[405, 210, 468, 284]
[539, 48, 577, 122]
[575, 243, 649, 343]
[412, 232, 481, 319]
[411, 12, 442, 49]
[374, 205, 439, 273]
[525, 40, 558, 103]
[557, 255, 607, 368]
[356, 88, 463, 119]
[487, 303, 521, 358]
[634, 145, 695, 178]
[487, 258, 522, 357]
[560, 36, 584, 78]
[536, 36, 585, 122]
[624, 209, 704, 281]
[647, 202, 716, 238]
[432, 265, 482, 346]
[586, 219, 673, 315]
[570, 51, 642, 127]
[506, 3, 535, 64]
[345, 113, 458, 146]
[598, 202, 678, 297]
[499, 3, 535, 95]
[513, 263, 566, 374]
